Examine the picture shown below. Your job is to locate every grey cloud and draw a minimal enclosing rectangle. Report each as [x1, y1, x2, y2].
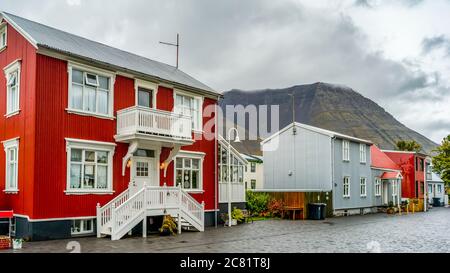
[422, 35, 450, 55]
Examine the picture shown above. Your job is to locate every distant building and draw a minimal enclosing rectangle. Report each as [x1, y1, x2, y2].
[241, 154, 263, 190]
[425, 160, 446, 206]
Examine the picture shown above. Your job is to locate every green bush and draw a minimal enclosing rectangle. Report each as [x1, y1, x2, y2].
[231, 207, 244, 223]
[246, 191, 271, 214]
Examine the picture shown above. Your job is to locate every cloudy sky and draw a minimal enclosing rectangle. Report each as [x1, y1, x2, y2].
[2, 0, 450, 143]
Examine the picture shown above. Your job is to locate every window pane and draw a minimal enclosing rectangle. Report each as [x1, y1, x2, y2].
[176, 170, 183, 187]
[183, 170, 191, 189]
[97, 151, 108, 164]
[98, 76, 109, 90]
[192, 159, 199, 170]
[192, 170, 198, 189]
[70, 164, 82, 189]
[71, 149, 82, 162]
[138, 88, 152, 108]
[7, 73, 16, 86]
[98, 90, 108, 115]
[97, 166, 107, 189]
[176, 158, 183, 168]
[83, 86, 96, 112]
[85, 220, 93, 231]
[184, 158, 191, 168]
[70, 84, 83, 110]
[85, 73, 99, 86]
[72, 69, 83, 84]
[84, 165, 95, 188]
[85, 151, 95, 162]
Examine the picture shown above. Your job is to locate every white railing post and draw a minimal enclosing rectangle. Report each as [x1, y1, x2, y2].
[178, 183, 182, 207]
[111, 203, 116, 239]
[96, 203, 101, 238]
[143, 187, 147, 238]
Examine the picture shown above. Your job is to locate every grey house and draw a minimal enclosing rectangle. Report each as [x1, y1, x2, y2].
[425, 160, 446, 206]
[261, 122, 376, 216]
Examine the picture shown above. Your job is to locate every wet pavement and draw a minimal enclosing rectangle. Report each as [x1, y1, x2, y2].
[4, 207, 450, 253]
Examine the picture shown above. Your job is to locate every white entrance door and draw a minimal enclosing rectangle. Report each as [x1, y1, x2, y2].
[382, 182, 389, 205]
[130, 156, 158, 195]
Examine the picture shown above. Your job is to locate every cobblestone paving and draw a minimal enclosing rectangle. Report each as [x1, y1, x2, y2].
[5, 208, 450, 253]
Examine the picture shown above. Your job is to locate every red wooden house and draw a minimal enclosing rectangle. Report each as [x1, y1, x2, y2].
[382, 150, 428, 202]
[0, 12, 222, 241]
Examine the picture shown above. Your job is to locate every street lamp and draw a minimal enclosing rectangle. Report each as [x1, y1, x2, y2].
[227, 127, 241, 227]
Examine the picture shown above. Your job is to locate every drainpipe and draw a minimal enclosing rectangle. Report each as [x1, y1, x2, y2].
[331, 137, 336, 215]
[214, 102, 219, 228]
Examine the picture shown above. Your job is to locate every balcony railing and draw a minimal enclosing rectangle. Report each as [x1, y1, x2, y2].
[116, 106, 192, 141]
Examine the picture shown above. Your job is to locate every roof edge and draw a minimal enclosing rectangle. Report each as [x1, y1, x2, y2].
[1, 11, 38, 49]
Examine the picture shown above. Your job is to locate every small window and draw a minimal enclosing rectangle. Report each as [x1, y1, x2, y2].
[359, 144, 366, 164]
[71, 219, 95, 235]
[375, 178, 381, 196]
[437, 184, 442, 194]
[251, 179, 256, 189]
[175, 156, 202, 190]
[360, 177, 367, 197]
[85, 73, 99, 87]
[250, 162, 256, 173]
[174, 93, 202, 131]
[138, 87, 153, 108]
[343, 177, 350, 198]
[392, 181, 398, 198]
[3, 138, 19, 193]
[342, 140, 350, 161]
[133, 149, 155, 158]
[0, 25, 6, 49]
[4, 61, 21, 116]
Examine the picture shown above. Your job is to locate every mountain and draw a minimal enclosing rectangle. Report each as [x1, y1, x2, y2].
[219, 82, 438, 156]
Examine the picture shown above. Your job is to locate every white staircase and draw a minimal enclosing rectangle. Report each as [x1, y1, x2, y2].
[96, 185, 205, 240]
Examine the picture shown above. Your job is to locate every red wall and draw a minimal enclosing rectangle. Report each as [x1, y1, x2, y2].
[31, 54, 218, 219]
[0, 23, 37, 217]
[384, 152, 426, 199]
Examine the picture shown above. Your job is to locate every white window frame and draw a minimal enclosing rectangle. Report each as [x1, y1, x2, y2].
[2, 137, 19, 194]
[71, 218, 95, 235]
[0, 24, 7, 50]
[360, 177, 367, 197]
[250, 162, 256, 173]
[342, 140, 350, 162]
[67, 62, 115, 119]
[174, 151, 205, 193]
[437, 184, 442, 194]
[65, 138, 116, 195]
[135, 79, 158, 109]
[343, 176, 350, 198]
[174, 90, 204, 132]
[359, 144, 366, 164]
[375, 177, 381, 197]
[218, 143, 246, 184]
[3, 59, 21, 117]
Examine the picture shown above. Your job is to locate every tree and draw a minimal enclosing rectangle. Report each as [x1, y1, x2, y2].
[395, 140, 422, 152]
[432, 135, 450, 186]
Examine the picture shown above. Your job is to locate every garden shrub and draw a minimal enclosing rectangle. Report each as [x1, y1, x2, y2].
[246, 191, 271, 215]
[267, 199, 284, 217]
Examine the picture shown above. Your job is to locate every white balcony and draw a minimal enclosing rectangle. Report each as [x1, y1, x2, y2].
[115, 106, 193, 145]
[219, 182, 246, 203]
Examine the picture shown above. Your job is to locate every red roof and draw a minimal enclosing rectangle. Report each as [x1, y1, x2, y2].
[0, 211, 13, 219]
[381, 172, 402, 180]
[371, 146, 401, 171]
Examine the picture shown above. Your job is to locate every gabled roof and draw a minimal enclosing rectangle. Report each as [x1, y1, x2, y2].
[261, 122, 373, 145]
[371, 145, 401, 172]
[381, 172, 402, 180]
[0, 12, 219, 97]
[240, 153, 263, 163]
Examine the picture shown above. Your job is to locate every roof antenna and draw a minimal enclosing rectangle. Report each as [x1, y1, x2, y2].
[288, 92, 297, 135]
[159, 33, 180, 69]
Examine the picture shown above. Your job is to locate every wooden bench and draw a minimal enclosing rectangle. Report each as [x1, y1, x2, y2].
[281, 206, 303, 220]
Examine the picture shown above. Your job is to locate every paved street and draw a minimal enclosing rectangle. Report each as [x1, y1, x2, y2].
[4, 207, 450, 253]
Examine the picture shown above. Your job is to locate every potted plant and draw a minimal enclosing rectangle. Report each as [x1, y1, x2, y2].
[159, 215, 177, 236]
[231, 208, 244, 225]
[12, 238, 23, 250]
[386, 201, 395, 214]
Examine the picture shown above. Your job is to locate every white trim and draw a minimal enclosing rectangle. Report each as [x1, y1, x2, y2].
[371, 167, 402, 173]
[173, 89, 204, 132]
[67, 61, 116, 119]
[374, 177, 382, 197]
[261, 122, 373, 145]
[174, 150, 205, 191]
[360, 177, 367, 197]
[3, 137, 19, 193]
[4, 59, 21, 116]
[65, 138, 116, 194]
[360, 143, 367, 164]
[1, 12, 38, 48]
[135, 79, 158, 109]
[342, 140, 350, 162]
[343, 176, 351, 198]
[14, 214, 98, 222]
[252, 188, 329, 193]
[71, 218, 95, 235]
[0, 23, 7, 50]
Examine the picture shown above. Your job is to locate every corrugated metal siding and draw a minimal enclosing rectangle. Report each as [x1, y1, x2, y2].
[262, 126, 333, 191]
[332, 140, 373, 210]
[0, 23, 37, 217]
[33, 55, 132, 219]
[383, 152, 415, 199]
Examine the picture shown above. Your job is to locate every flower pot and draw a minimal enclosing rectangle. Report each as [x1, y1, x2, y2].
[231, 219, 238, 226]
[12, 239, 22, 250]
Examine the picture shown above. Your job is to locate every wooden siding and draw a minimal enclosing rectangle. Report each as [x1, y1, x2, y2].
[0, 22, 37, 217]
[266, 192, 333, 219]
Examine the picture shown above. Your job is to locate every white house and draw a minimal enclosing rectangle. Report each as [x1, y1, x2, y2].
[241, 154, 264, 190]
